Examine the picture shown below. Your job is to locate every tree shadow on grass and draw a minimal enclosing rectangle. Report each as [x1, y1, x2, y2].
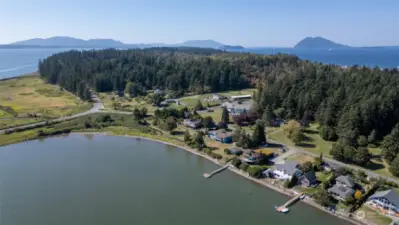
[265, 142, 283, 148]
[297, 143, 316, 148]
[304, 129, 319, 135]
[364, 161, 386, 171]
[171, 131, 184, 135]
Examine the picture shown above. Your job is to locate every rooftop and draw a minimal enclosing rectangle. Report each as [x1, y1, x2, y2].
[210, 130, 232, 138]
[223, 100, 253, 110]
[336, 175, 355, 188]
[275, 160, 301, 176]
[231, 94, 252, 99]
[301, 170, 317, 182]
[369, 189, 399, 207]
[328, 185, 355, 199]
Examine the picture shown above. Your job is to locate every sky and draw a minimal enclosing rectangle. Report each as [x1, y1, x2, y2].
[0, 0, 398, 47]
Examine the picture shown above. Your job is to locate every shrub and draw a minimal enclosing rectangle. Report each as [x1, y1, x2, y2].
[246, 166, 263, 178]
[210, 152, 223, 160]
[231, 157, 242, 168]
[239, 163, 249, 171]
[204, 148, 212, 154]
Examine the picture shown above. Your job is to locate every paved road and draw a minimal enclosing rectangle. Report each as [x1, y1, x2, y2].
[0, 94, 106, 134]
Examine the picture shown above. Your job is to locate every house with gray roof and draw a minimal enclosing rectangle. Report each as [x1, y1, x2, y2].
[327, 175, 356, 201]
[336, 175, 356, 188]
[222, 100, 253, 115]
[328, 185, 355, 200]
[298, 170, 318, 187]
[366, 189, 399, 217]
[183, 119, 202, 129]
[272, 160, 303, 180]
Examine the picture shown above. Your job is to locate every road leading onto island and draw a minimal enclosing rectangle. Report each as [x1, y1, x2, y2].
[0, 134, 351, 225]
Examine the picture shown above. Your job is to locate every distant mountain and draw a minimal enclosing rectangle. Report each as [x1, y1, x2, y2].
[11, 36, 125, 48]
[9, 37, 240, 49]
[178, 40, 225, 49]
[295, 37, 350, 49]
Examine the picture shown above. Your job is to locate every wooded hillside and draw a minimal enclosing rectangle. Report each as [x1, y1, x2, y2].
[39, 48, 399, 155]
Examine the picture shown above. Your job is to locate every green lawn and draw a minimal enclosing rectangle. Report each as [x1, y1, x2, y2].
[316, 171, 333, 183]
[198, 108, 223, 122]
[359, 206, 392, 225]
[217, 88, 255, 97]
[0, 129, 40, 146]
[268, 123, 335, 157]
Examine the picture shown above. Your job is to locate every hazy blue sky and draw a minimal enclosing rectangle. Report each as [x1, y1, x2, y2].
[1, 0, 398, 47]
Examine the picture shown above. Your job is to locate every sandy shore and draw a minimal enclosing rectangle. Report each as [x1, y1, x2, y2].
[75, 132, 368, 225]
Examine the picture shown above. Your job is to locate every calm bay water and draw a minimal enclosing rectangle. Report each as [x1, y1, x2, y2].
[0, 134, 350, 225]
[1, 47, 399, 80]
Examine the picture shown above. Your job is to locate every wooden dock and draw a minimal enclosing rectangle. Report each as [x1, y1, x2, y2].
[203, 164, 230, 178]
[276, 192, 304, 213]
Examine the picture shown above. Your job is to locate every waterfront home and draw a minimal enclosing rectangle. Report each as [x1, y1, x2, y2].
[335, 175, 356, 188]
[327, 175, 356, 200]
[231, 94, 251, 101]
[262, 168, 273, 178]
[208, 130, 233, 143]
[226, 147, 244, 155]
[328, 185, 355, 201]
[183, 119, 202, 129]
[242, 151, 267, 165]
[272, 160, 303, 180]
[222, 100, 253, 115]
[366, 189, 399, 217]
[298, 170, 318, 187]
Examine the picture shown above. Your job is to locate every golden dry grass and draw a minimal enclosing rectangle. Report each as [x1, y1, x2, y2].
[0, 75, 91, 128]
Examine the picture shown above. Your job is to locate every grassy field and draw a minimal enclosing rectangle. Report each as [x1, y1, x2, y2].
[286, 153, 315, 164]
[0, 128, 40, 146]
[269, 123, 334, 156]
[198, 108, 223, 122]
[359, 206, 392, 225]
[98, 93, 158, 113]
[0, 75, 91, 128]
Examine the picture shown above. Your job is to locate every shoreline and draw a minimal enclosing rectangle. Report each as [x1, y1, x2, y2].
[75, 131, 367, 225]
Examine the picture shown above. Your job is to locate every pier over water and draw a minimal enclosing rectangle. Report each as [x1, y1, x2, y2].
[203, 164, 231, 178]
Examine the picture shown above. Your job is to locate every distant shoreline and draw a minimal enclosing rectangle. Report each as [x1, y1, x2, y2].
[0, 71, 39, 81]
[74, 132, 366, 225]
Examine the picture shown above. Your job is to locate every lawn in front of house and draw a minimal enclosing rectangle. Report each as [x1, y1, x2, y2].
[286, 153, 315, 164]
[268, 123, 334, 157]
[0, 75, 91, 129]
[359, 206, 392, 225]
[198, 108, 223, 122]
[316, 171, 333, 183]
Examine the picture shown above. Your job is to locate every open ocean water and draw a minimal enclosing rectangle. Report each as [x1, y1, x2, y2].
[1, 47, 398, 79]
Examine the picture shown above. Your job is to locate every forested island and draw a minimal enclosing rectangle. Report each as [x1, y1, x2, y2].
[38, 47, 399, 175]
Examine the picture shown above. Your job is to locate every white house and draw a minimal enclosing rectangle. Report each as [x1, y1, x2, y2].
[366, 189, 399, 217]
[272, 160, 302, 180]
